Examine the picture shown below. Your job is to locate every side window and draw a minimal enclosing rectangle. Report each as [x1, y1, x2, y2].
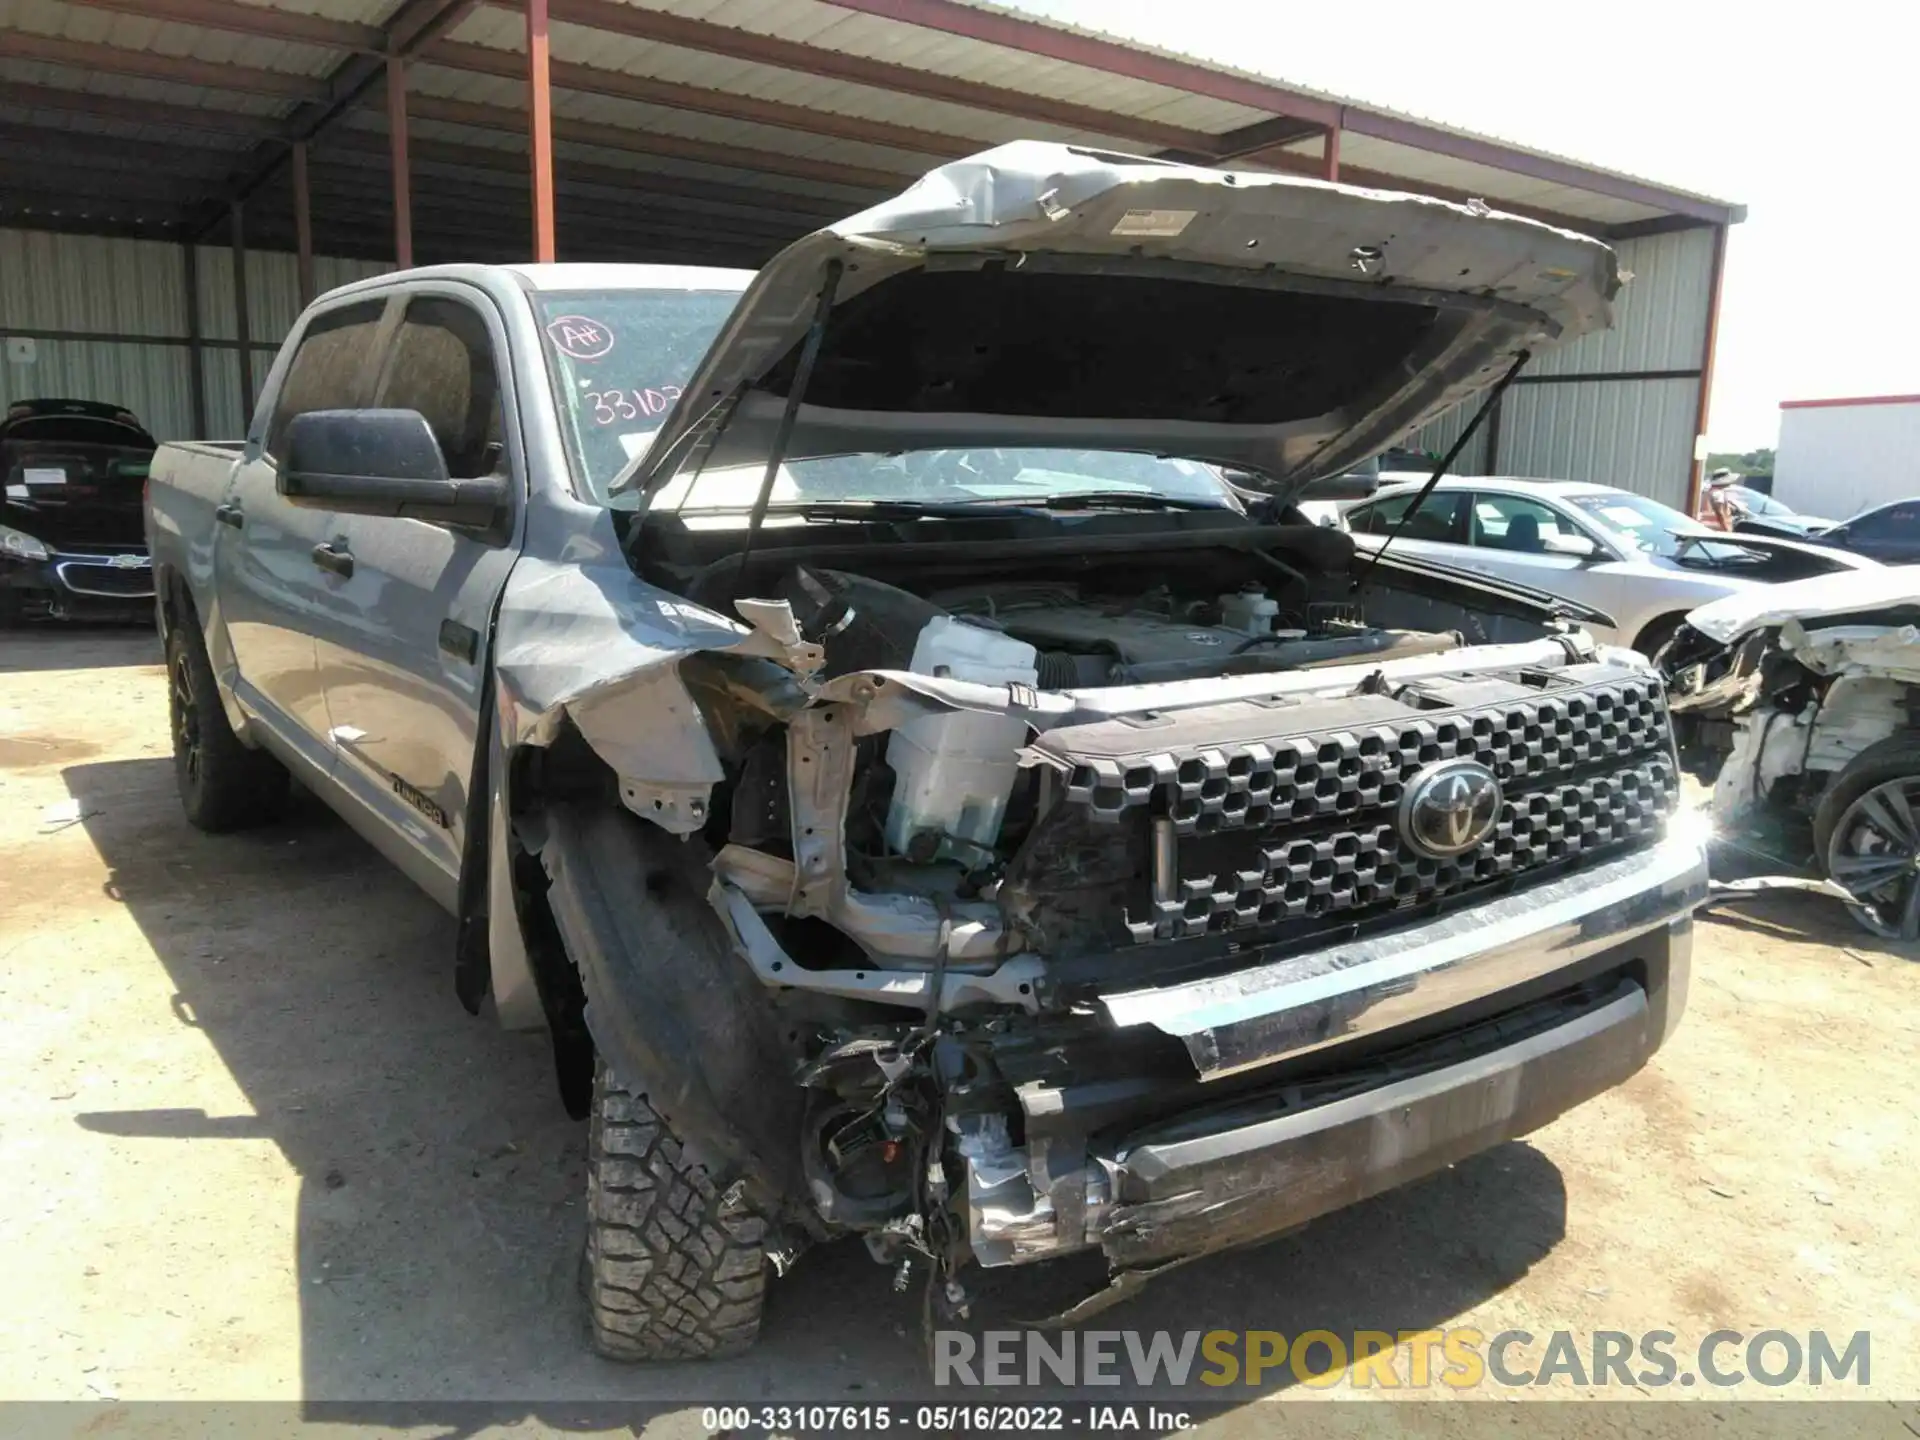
[1351, 491, 1465, 542]
[1469, 493, 1578, 552]
[266, 300, 387, 459]
[374, 296, 505, 481]
[1854, 502, 1920, 539]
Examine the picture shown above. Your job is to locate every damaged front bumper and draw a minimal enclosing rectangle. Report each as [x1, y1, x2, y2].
[960, 834, 1704, 1272]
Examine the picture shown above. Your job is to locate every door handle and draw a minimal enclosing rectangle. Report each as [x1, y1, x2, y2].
[310, 541, 354, 578]
[214, 502, 243, 529]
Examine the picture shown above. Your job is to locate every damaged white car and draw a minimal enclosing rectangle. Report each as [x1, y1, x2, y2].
[1665, 567, 1920, 938]
[145, 143, 1705, 1359]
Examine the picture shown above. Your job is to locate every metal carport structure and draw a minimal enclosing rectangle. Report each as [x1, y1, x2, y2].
[0, 0, 1744, 507]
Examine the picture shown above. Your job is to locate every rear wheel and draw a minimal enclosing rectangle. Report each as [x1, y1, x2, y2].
[166, 622, 289, 831]
[584, 1065, 769, 1361]
[1813, 736, 1920, 940]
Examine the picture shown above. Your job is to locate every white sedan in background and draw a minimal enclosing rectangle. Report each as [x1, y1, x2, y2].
[1343, 477, 1878, 654]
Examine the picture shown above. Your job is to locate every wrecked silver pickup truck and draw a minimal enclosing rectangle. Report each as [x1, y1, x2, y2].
[1665, 566, 1920, 938]
[145, 143, 1705, 1360]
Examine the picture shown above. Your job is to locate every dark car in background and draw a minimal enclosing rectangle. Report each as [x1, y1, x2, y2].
[1805, 498, 1920, 564]
[0, 398, 157, 623]
[1724, 484, 1833, 537]
[1737, 494, 1920, 563]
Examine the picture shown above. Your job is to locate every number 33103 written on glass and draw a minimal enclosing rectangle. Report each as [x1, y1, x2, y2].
[585, 387, 682, 424]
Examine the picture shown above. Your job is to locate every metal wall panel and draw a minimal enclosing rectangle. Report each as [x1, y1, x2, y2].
[0, 337, 198, 439]
[1527, 227, 1714, 377]
[1403, 228, 1714, 502]
[197, 346, 272, 442]
[193, 244, 390, 344]
[1498, 377, 1702, 509]
[1405, 400, 1490, 476]
[0, 227, 189, 336]
[2, 227, 390, 441]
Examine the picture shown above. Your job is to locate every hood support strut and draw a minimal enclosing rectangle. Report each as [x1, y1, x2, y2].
[734, 258, 845, 588]
[1356, 349, 1530, 588]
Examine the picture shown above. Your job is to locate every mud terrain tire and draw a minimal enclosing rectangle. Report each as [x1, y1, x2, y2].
[167, 621, 289, 832]
[584, 1064, 769, 1360]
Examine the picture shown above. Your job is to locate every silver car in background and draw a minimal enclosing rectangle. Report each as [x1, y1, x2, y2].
[1345, 476, 1878, 654]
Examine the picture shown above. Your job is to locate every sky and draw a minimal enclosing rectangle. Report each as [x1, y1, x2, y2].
[1006, 0, 1916, 450]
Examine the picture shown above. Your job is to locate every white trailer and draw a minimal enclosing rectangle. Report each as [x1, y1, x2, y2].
[1774, 394, 1920, 520]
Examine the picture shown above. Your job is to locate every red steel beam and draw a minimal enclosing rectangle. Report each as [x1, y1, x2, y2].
[1249, 148, 1605, 238]
[527, 0, 558, 262]
[810, 0, 1336, 126]
[1194, 114, 1326, 165]
[0, 190, 196, 225]
[318, 124, 845, 223]
[55, 0, 385, 53]
[303, 160, 799, 245]
[0, 31, 329, 101]
[404, 92, 908, 191]
[6, 82, 279, 139]
[388, 58, 414, 268]
[517, 0, 1222, 154]
[0, 162, 206, 207]
[292, 141, 316, 306]
[813, 0, 1743, 226]
[1685, 223, 1730, 518]
[425, 37, 972, 158]
[0, 121, 236, 177]
[1321, 120, 1340, 182]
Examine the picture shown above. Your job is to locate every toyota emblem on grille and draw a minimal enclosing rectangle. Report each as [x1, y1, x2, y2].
[1399, 759, 1501, 858]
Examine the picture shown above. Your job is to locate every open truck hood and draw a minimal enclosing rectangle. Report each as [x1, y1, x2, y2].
[619, 141, 1619, 507]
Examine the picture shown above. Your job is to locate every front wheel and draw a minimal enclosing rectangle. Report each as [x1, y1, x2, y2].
[584, 1065, 769, 1361]
[1813, 736, 1920, 940]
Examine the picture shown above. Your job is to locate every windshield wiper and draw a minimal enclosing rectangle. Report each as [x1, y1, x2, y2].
[1020, 491, 1228, 512]
[753, 493, 1229, 520]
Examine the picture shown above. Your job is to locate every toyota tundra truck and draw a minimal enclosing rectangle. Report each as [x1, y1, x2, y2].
[144, 143, 1706, 1361]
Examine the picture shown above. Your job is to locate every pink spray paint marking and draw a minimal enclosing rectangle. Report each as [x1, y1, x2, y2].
[547, 315, 614, 361]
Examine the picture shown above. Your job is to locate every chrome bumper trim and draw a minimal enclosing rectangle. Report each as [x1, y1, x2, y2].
[1099, 835, 1708, 1080]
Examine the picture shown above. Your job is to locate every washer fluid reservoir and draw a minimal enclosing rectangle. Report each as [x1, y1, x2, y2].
[883, 616, 1038, 862]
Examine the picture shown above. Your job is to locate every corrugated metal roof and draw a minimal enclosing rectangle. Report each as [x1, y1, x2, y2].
[0, 0, 344, 79]
[0, 0, 1742, 233]
[778, 0, 1738, 213]
[635, 0, 1275, 133]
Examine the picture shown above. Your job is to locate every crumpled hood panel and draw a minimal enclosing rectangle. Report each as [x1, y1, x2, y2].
[622, 141, 1619, 504]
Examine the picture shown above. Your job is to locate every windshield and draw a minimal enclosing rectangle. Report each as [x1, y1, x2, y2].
[532, 286, 742, 505]
[1566, 492, 1708, 558]
[1727, 485, 1791, 517]
[655, 448, 1236, 515]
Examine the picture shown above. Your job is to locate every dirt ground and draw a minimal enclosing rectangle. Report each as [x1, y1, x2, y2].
[3, 628, 1919, 1429]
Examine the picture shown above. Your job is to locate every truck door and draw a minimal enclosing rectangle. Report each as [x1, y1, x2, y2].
[216, 297, 389, 768]
[310, 287, 524, 905]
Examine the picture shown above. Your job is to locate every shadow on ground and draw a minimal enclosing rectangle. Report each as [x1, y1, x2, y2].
[63, 754, 1569, 1418]
[0, 622, 159, 673]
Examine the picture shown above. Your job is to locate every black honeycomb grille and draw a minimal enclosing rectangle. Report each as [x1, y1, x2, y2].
[1051, 679, 1679, 945]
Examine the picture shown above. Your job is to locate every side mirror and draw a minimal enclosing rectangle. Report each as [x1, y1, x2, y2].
[1542, 531, 1599, 559]
[281, 409, 507, 527]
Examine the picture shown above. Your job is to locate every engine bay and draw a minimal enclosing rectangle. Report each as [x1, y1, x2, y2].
[560, 506, 1650, 1289]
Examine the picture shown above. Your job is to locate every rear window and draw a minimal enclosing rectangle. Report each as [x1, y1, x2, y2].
[6, 416, 153, 447]
[531, 288, 741, 506]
